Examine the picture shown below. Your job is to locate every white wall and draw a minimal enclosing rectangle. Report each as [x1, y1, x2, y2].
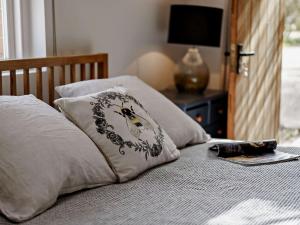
[53, 0, 229, 90]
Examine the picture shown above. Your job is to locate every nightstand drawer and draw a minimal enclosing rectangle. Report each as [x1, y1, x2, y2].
[186, 105, 209, 126]
[161, 89, 228, 138]
[205, 122, 227, 138]
[211, 99, 227, 123]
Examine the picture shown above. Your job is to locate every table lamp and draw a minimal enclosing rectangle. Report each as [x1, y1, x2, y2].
[168, 5, 223, 93]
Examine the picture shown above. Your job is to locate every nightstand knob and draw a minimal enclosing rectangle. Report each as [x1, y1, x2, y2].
[195, 115, 203, 123]
[217, 129, 223, 135]
[218, 109, 224, 114]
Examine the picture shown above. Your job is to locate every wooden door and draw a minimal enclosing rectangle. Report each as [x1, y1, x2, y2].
[228, 0, 285, 140]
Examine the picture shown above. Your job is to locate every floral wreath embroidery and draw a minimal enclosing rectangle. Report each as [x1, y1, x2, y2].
[90, 91, 164, 160]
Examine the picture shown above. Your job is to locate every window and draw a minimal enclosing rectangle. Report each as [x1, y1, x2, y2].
[1, 0, 16, 59]
[0, 0, 31, 59]
[0, 0, 50, 60]
[0, 0, 4, 59]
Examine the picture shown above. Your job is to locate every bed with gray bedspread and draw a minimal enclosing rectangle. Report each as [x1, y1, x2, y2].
[1, 143, 300, 225]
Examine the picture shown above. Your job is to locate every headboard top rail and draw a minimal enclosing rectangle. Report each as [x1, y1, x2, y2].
[0, 53, 108, 71]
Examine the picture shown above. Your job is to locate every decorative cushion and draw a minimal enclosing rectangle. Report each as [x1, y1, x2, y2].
[0, 95, 116, 222]
[55, 75, 209, 148]
[54, 87, 180, 182]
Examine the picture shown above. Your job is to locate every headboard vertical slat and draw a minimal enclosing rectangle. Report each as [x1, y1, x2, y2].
[48, 67, 54, 106]
[10, 70, 17, 95]
[0, 53, 108, 103]
[70, 64, 76, 83]
[102, 54, 108, 78]
[80, 64, 86, 81]
[59, 66, 65, 85]
[36, 68, 43, 99]
[0, 71, 2, 95]
[23, 69, 30, 94]
[97, 62, 108, 79]
[90, 63, 95, 79]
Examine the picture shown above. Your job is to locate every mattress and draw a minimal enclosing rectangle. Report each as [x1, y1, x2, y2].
[1, 141, 300, 225]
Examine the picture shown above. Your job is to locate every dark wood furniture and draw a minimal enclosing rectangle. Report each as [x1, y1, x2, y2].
[161, 89, 228, 138]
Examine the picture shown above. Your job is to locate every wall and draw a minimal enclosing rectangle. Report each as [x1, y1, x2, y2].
[55, 0, 230, 90]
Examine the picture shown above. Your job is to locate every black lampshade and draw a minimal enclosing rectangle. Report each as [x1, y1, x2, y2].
[168, 5, 223, 47]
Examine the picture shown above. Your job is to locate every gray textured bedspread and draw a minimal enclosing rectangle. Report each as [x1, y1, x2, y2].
[2, 142, 300, 225]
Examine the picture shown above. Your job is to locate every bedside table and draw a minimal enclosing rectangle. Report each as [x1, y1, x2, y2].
[161, 89, 228, 138]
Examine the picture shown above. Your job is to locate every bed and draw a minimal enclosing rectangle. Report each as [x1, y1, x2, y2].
[0, 54, 300, 225]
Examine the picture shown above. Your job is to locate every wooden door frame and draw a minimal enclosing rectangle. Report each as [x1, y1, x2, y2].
[227, 0, 238, 139]
[227, 0, 285, 140]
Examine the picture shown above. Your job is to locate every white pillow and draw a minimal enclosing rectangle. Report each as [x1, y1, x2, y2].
[54, 87, 180, 182]
[55, 75, 209, 148]
[0, 95, 116, 222]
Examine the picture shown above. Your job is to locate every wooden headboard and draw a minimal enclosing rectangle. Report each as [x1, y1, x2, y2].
[0, 53, 108, 105]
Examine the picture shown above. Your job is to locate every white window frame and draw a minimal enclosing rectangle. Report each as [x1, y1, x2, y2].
[1, 0, 32, 59]
[1, 0, 14, 59]
[1, 0, 53, 60]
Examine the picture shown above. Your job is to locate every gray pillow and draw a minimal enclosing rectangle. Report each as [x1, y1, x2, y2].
[54, 87, 180, 182]
[0, 95, 116, 222]
[55, 75, 209, 148]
